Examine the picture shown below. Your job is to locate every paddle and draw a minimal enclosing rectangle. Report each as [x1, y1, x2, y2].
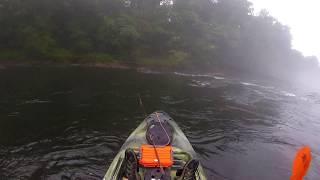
[290, 146, 312, 180]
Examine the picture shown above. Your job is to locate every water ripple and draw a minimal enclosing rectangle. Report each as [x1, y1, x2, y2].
[0, 131, 123, 179]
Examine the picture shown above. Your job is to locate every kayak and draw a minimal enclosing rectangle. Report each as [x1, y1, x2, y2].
[104, 111, 207, 180]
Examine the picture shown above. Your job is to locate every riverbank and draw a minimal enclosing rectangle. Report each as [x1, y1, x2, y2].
[0, 61, 139, 70]
[0, 60, 293, 88]
[0, 60, 226, 75]
[2, 60, 317, 91]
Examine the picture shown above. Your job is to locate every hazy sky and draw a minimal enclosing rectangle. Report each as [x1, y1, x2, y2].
[249, 0, 320, 61]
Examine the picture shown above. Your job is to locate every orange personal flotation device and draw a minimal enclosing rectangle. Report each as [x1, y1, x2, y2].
[139, 145, 173, 168]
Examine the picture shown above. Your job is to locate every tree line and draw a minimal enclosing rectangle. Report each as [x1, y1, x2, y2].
[0, 0, 319, 81]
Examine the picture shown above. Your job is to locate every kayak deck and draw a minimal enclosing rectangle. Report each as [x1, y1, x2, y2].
[104, 111, 207, 180]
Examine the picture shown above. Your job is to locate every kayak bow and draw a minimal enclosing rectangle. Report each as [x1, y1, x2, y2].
[104, 111, 207, 180]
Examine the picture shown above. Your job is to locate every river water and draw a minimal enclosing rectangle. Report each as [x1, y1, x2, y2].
[0, 67, 319, 180]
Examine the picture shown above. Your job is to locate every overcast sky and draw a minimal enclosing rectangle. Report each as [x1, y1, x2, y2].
[249, 0, 320, 61]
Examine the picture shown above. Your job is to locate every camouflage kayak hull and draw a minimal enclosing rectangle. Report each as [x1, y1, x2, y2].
[104, 111, 207, 180]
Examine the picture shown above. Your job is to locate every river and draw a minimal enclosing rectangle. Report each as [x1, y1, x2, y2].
[0, 66, 319, 179]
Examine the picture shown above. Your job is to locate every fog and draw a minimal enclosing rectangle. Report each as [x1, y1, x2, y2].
[250, 0, 320, 62]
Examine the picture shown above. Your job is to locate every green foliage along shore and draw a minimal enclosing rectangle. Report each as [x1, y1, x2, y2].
[0, 0, 319, 79]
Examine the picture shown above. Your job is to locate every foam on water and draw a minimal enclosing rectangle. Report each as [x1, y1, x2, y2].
[281, 91, 296, 97]
[214, 76, 225, 80]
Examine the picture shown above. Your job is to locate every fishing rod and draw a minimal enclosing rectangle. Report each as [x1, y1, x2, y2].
[138, 93, 147, 117]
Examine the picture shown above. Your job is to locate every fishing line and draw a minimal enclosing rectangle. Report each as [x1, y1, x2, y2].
[155, 112, 171, 146]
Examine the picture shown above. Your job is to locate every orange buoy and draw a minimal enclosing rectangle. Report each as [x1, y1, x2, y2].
[290, 146, 312, 180]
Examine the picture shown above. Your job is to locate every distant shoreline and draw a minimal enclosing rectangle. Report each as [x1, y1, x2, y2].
[0, 60, 225, 75]
[0, 61, 132, 70]
[2, 60, 319, 91]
